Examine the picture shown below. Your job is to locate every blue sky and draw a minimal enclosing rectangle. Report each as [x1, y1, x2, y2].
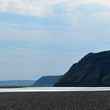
[0, 0, 110, 80]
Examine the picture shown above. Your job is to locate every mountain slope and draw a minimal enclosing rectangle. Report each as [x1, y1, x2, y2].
[55, 51, 110, 87]
[34, 76, 61, 87]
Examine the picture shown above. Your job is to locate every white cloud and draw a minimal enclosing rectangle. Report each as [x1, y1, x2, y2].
[0, 0, 67, 16]
[0, 0, 110, 17]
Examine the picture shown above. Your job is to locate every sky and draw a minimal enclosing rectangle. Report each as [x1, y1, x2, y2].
[0, 0, 110, 80]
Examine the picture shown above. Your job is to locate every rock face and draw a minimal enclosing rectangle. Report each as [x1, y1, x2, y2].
[55, 51, 110, 87]
[34, 76, 61, 87]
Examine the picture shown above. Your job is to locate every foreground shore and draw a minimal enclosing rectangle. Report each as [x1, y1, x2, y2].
[0, 91, 110, 110]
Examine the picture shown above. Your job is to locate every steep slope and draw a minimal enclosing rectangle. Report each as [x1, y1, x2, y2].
[55, 51, 110, 87]
[34, 76, 61, 87]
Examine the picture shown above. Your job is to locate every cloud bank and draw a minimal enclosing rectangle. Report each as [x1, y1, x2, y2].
[0, 0, 110, 16]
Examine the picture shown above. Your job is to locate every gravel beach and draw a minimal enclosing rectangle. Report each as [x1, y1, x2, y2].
[0, 91, 109, 110]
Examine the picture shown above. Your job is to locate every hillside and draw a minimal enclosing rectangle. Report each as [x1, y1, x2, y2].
[34, 76, 61, 87]
[55, 50, 110, 86]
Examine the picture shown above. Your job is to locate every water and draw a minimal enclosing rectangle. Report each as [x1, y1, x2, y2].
[0, 87, 110, 92]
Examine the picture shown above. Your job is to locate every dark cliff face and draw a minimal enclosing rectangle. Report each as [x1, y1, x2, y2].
[55, 51, 110, 87]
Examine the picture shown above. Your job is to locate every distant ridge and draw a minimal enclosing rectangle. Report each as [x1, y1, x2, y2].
[0, 80, 34, 88]
[55, 50, 110, 87]
[34, 76, 61, 87]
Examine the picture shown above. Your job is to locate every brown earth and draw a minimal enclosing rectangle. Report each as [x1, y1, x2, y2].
[0, 91, 110, 110]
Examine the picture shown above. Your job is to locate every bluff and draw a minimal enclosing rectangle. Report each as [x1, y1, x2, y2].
[55, 51, 110, 86]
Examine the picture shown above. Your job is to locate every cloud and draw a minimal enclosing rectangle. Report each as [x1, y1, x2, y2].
[0, 0, 110, 17]
[0, 0, 110, 36]
[0, 0, 66, 16]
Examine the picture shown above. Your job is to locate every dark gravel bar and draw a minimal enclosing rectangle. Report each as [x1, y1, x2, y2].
[0, 91, 110, 110]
